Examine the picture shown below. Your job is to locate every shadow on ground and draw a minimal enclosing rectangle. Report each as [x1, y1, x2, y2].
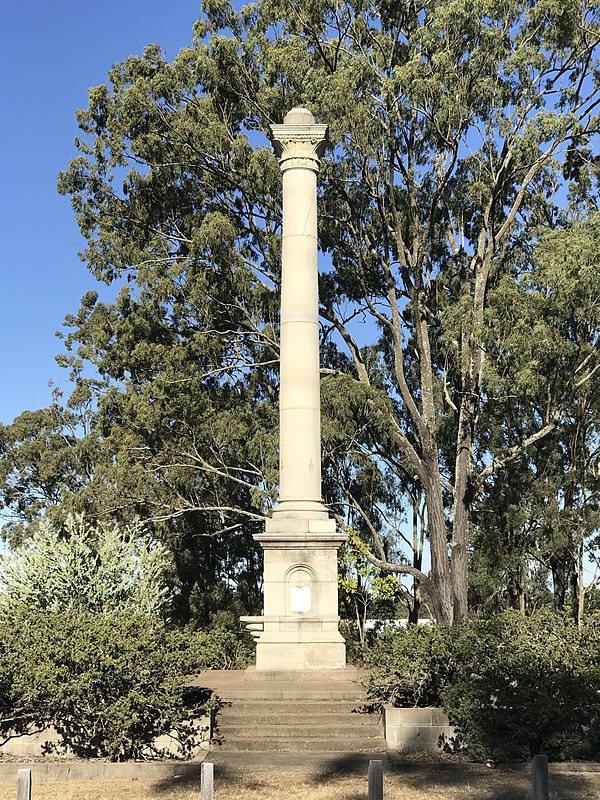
[149, 755, 600, 800]
[381, 761, 599, 800]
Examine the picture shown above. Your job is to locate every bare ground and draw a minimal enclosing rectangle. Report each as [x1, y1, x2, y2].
[0, 764, 597, 800]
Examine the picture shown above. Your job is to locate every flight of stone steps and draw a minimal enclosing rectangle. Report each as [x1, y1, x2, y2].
[192, 667, 386, 755]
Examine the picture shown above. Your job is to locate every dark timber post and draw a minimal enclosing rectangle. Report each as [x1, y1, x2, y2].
[368, 759, 384, 800]
[531, 754, 549, 800]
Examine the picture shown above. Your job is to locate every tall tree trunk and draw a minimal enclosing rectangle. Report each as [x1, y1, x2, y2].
[423, 457, 453, 624]
[549, 549, 573, 610]
[572, 541, 585, 628]
[408, 491, 423, 624]
[518, 557, 526, 613]
[451, 382, 478, 622]
[507, 562, 526, 613]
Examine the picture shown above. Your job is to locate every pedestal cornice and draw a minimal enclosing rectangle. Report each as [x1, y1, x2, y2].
[256, 514, 346, 548]
[254, 533, 348, 549]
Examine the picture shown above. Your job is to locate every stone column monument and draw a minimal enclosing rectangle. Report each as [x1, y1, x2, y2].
[242, 108, 347, 671]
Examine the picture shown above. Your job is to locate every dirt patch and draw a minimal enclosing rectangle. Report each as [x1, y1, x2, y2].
[0, 767, 596, 800]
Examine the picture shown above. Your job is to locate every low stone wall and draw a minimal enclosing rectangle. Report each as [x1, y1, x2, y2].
[383, 706, 457, 753]
[0, 716, 212, 760]
[0, 761, 205, 784]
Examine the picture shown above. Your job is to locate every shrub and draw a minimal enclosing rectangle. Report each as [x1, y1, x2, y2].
[0, 514, 171, 616]
[187, 626, 255, 671]
[367, 621, 460, 707]
[339, 620, 368, 666]
[0, 610, 251, 760]
[368, 610, 600, 761]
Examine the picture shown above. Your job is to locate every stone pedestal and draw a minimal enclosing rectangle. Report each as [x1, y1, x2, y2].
[252, 516, 346, 670]
[242, 108, 346, 671]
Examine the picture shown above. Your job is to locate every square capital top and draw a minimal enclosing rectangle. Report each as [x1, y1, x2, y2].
[270, 108, 328, 170]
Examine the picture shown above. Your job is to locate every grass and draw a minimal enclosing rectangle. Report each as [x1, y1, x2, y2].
[0, 766, 598, 800]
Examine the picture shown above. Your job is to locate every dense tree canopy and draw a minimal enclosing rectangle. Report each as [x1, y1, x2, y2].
[1, 0, 599, 624]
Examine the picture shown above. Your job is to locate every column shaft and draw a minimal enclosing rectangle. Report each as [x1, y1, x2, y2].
[269, 109, 329, 519]
[279, 165, 322, 507]
[243, 108, 347, 671]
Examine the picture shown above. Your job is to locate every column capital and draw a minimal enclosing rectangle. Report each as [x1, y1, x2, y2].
[270, 107, 328, 173]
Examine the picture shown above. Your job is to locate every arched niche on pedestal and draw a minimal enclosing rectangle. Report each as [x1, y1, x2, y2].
[284, 564, 317, 616]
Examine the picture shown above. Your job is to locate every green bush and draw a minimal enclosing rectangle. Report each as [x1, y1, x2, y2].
[0, 514, 171, 616]
[186, 626, 255, 671]
[339, 620, 370, 666]
[368, 611, 600, 761]
[0, 610, 251, 760]
[366, 622, 459, 707]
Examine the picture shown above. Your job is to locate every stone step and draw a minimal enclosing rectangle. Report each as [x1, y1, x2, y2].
[221, 728, 382, 742]
[218, 716, 381, 728]
[200, 669, 384, 757]
[219, 700, 368, 721]
[206, 750, 388, 771]
[209, 687, 365, 701]
[218, 705, 378, 718]
[219, 737, 387, 752]
[218, 713, 378, 728]
[243, 667, 364, 682]
[199, 677, 365, 689]
[190, 670, 368, 702]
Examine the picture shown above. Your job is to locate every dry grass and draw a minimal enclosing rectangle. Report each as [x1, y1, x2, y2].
[0, 767, 598, 800]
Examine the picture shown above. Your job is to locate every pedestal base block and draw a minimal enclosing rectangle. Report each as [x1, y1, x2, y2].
[256, 640, 346, 671]
[244, 516, 347, 672]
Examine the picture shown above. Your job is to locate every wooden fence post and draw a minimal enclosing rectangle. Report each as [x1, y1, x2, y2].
[531, 754, 549, 800]
[201, 761, 214, 800]
[368, 759, 384, 800]
[16, 769, 32, 800]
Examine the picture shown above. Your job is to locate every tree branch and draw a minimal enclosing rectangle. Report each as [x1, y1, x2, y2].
[476, 420, 558, 487]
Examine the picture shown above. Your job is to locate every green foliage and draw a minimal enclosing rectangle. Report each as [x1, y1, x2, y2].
[338, 529, 406, 654]
[339, 531, 401, 603]
[0, 404, 96, 546]
[2, 0, 599, 624]
[368, 622, 459, 708]
[0, 514, 171, 616]
[187, 625, 255, 671]
[472, 212, 600, 617]
[0, 610, 251, 760]
[368, 611, 600, 761]
[338, 620, 366, 666]
[54, 0, 600, 623]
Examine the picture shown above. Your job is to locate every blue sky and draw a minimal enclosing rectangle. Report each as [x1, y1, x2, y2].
[0, 1, 201, 425]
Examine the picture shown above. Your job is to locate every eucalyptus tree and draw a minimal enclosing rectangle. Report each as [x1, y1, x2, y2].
[472, 213, 600, 621]
[0, 402, 95, 547]
[35, 0, 600, 622]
